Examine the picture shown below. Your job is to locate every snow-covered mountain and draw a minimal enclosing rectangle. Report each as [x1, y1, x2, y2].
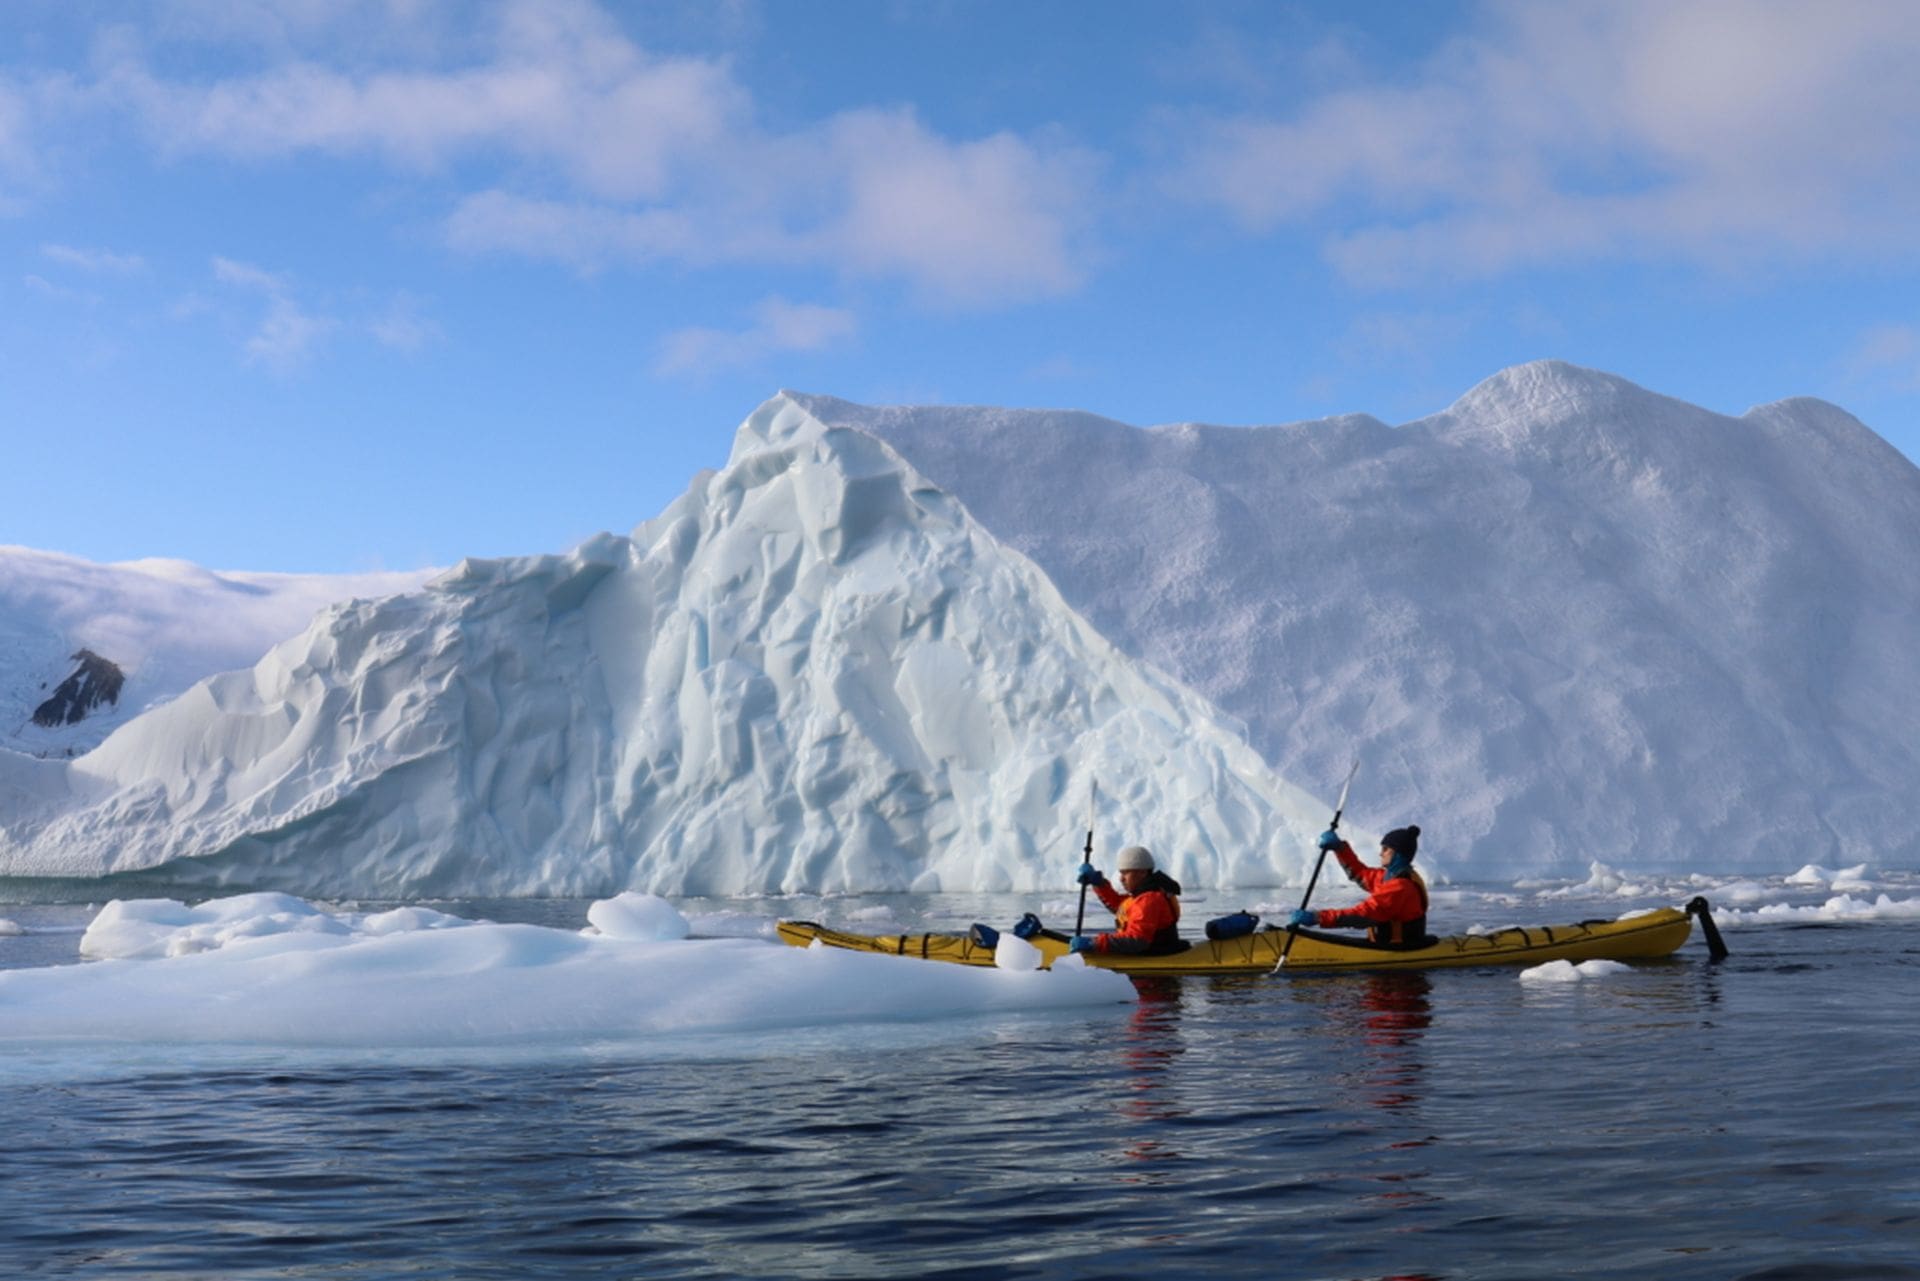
[0, 398, 1333, 896]
[0, 548, 435, 757]
[807, 360, 1920, 875]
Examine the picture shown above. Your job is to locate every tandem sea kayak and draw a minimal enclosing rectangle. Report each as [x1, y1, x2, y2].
[776, 898, 1725, 975]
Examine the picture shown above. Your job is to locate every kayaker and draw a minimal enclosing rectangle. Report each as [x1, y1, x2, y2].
[1071, 845, 1183, 955]
[1288, 825, 1429, 946]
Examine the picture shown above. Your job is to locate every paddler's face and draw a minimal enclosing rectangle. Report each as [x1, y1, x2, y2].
[1378, 845, 1394, 868]
[1119, 867, 1150, 892]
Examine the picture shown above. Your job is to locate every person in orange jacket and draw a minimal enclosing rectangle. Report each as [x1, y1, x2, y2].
[1288, 825, 1429, 945]
[1071, 845, 1183, 955]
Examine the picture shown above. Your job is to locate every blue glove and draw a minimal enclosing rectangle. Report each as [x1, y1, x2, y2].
[1288, 908, 1317, 929]
[1317, 829, 1343, 851]
[1069, 935, 1096, 954]
[1076, 862, 1106, 887]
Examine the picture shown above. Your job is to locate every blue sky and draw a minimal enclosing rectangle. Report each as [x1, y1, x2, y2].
[5, 0, 1919, 572]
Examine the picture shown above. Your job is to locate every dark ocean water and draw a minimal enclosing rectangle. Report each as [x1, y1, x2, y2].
[2, 893, 1917, 1280]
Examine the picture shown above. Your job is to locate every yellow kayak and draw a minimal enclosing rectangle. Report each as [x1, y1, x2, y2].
[776, 899, 1719, 975]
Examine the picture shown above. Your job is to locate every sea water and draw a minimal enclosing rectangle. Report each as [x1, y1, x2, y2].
[2, 883, 1917, 1280]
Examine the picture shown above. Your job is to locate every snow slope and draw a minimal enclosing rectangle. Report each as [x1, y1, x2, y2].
[0, 547, 434, 756]
[0, 397, 1335, 896]
[810, 361, 1920, 875]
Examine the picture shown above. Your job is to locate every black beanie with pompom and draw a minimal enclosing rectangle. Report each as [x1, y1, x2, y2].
[1381, 825, 1421, 858]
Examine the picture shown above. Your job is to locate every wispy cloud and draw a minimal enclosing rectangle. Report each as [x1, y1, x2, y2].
[369, 295, 442, 353]
[1165, 0, 1920, 286]
[24, 273, 100, 305]
[42, 243, 147, 274]
[1846, 325, 1920, 393]
[655, 296, 857, 378]
[211, 256, 333, 370]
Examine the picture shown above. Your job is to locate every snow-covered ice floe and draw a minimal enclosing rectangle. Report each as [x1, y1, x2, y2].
[0, 893, 1134, 1063]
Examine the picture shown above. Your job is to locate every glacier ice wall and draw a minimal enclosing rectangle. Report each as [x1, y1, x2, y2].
[0, 397, 1336, 896]
[811, 361, 1920, 876]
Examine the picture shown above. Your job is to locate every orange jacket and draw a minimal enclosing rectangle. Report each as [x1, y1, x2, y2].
[1090, 878, 1181, 954]
[1312, 845, 1429, 944]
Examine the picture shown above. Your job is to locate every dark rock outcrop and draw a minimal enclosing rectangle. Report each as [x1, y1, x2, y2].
[32, 649, 126, 728]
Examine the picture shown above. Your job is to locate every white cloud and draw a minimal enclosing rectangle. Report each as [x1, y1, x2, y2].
[1167, 0, 1920, 285]
[369, 295, 442, 352]
[442, 108, 1094, 306]
[98, 1, 745, 202]
[211, 256, 333, 370]
[0, 75, 40, 208]
[78, 1, 1091, 307]
[244, 294, 338, 370]
[807, 109, 1093, 307]
[212, 256, 292, 293]
[655, 296, 856, 377]
[43, 243, 148, 274]
[1846, 325, 1920, 393]
[24, 273, 100, 305]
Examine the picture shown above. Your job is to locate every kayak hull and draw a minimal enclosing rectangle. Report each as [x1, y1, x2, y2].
[775, 907, 1696, 975]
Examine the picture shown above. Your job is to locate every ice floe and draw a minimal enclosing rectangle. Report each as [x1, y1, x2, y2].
[1, 893, 1135, 1056]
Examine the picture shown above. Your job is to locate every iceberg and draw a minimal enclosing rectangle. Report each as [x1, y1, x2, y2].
[821, 361, 1920, 876]
[0, 397, 1337, 896]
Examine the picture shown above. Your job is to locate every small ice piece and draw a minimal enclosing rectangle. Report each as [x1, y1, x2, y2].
[0, 919, 23, 937]
[1521, 958, 1630, 983]
[360, 906, 472, 935]
[1522, 960, 1581, 983]
[993, 932, 1042, 972]
[586, 892, 690, 941]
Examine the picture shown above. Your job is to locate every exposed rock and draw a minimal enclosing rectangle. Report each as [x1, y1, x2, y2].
[32, 649, 125, 728]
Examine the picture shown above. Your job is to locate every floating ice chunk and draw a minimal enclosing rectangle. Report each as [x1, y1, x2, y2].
[360, 906, 474, 935]
[993, 932, 1042, 972]
[1521, 958, 1632, 983]
[1786, 863, 1873, 891]
[1726, 893, 1920, 924]
[586, 892, 691, 941]
[0, 919, 22, 936]
[79, 893, 353, 961]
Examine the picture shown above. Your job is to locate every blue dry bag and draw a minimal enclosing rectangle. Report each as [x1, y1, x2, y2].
[1205, 911, 1260, 941]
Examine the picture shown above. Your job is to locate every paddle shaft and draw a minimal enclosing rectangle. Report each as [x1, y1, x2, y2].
[1073, 781, 1097, 938]
[1277, 759, 1360, 967]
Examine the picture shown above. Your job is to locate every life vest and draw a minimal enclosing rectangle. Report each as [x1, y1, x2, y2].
[1093, 871, 1183, 953]
[1364, 872, 1429, 946]
[1329, 848, 1430, 946]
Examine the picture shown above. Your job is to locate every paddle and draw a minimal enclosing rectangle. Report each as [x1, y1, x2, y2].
[1073, 778, 1098, 939]
[1274, 758, 1361, 971]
